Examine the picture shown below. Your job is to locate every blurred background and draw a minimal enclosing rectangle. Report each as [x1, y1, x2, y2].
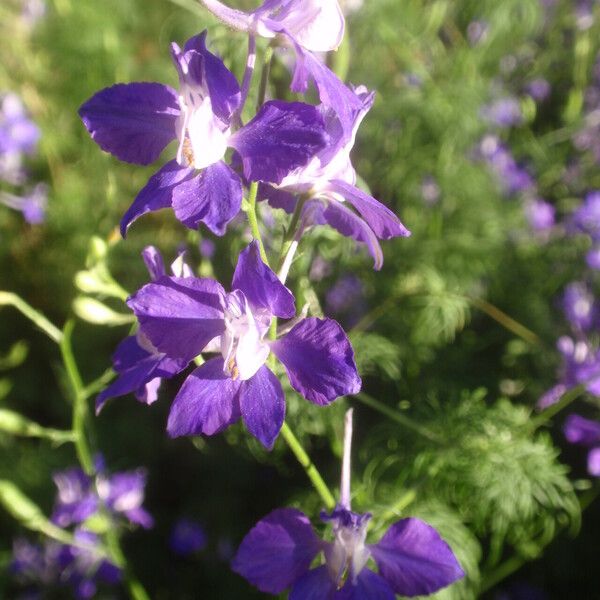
[1, 0, 599, 597]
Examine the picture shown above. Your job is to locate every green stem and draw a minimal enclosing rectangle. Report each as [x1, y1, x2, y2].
[279, 422, 336, 511]
[59, 320, 94, 475]
[256, 45, 273, 112]
[0, 291, 63, 343]
[529, 383, 586, 431]
[355, 392, 443, 444]
[246, 181, 268, 263]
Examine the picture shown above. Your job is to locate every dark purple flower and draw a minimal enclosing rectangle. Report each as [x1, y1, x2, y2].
[261, 86, 410, 269]
[127, 241, 361, 449]
[564, 414, 600, 477]
[480, 97, 522, 128]
[562, 282, 596, 331]
[525, 78, 551, 102]
[96, 246, 191, 414]
[51, 468, 98, 528]
[232, 410, 464, 597]
[79, 32, 327, 237]
[169, 519, 208, 556]
[524, 198, 554, 232]
[199, 0, 345, 53]
[0, 183, 48, 224]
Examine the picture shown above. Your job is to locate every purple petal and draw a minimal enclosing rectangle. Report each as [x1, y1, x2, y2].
[171, 160, 242, 236]
[141, 246, 166, 280]
[230, 100, 327, 184]
[169, 518, 207, 556]
[337, 569, 396, 600]
[167, 357, 242, 437]
[370, 518, 465, 597]
[79, 82, 180, 165]
[239, 366, 285, 450]
[289, 566, 336, 600]
[588, 447, 600, 477]
[259, 183, 297, 213]
[271, 317, 361, 405]
[95, 336, 186, 413]
[124, 507, 155, 529]
[564, 414, 600, 446]
[232, 507, 321, 594]
[232, 241, 296, 318]
[127, 276, 225, 363]
[121, 160, 194, 237]
[327, 180, 410, 239]
[314, 199, 384, 270]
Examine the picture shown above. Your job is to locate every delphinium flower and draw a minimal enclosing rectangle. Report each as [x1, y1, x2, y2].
[95, 246, 191, 414]
[0, 183, 47, 224]
[564, 413, 600, 477]
[524, 198, 555, 234]
[525, 78, 551, 103]
[571, 191, 600, 240]
[260, 85, 410, 269]
[79, 31, 328, 238]
[480, 97, 523, 128]
[232, 409, 464, 598]
[326, 274, 366, 327]
[126, 241, 361, 449]
[169, 518, 208, 556]
[562, 282, 597, 332]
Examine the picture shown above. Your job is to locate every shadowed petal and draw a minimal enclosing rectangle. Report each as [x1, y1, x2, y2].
[230, 100, 327, 184]
[289, 566, 336, 600]
[271, 317, 361, 405]
[259, 183, 297, 213]
[370, 518, 465, 597]
[564, 414, 600, 446]
[232, 508, 321, 594]
[127, 276, 225, 363]
[141, 246, 166, 280]
[328, 180, 410, 239]
[239, 366, 285, 449]
[121, 160, 194, 237]
[172, 161, 242, 235]
[167, 357, 242, 437]
[79, 83, 179, 165]
[232, 241, 295, 318]
[337, 569, 395, 600]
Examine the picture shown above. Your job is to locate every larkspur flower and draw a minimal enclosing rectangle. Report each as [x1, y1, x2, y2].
[524, 198, 555, 233]
[200, 0, 345, 53]
[562, 282, 597, 331]
[0, 183, 47, 224]
[95, 246, 191, 414]
[232, 410, 464, 597]
[572, 191, 600, 241]
[586, 246, 600, 270]
[79, 31, 327, 238]
[169, 519, 208, 556]
[480, 97, 522, 128]
[260, 86, 410, 269]
[564, 414, 600, 477]
[525, 78, 551, 102]
[127, 241, 361, 449]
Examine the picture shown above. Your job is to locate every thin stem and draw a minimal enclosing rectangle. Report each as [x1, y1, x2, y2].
[339, 408, 353, 510]
[246, 181, 268, 263]
[59, 320, 94, 475]
[529, 383, 586, 431]
[256, 44, 274, 111]
[355, 392, 443, 444]
[0, 291, 62, 343]
[468, 296, 541, 346]
[279, 421, 336, 511]
[237, 34, 256, 121]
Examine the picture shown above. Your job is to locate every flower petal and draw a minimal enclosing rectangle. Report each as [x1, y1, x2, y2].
[239, 366, 285, 449]
[127, 276, 225, 363]
[79, 82, 180, 165]
[327, 180, 410, 239]
[167, 357, 242, 437]
[141, 246, 166, 280]
[121, 160, 194, 237]
[289, 566, 336, 600]
[271, 317, 361, 405]
[564, 414, 600, 446]
[232, 507, 321, 594]
[370, 518, 465, 597]
[337, 568, 395, 600]
[588, 447, 600, 477]
[230, 100, 327, 184]
[232, 241, 296, 318]
[171, 161, 242, 235]
[259, 183, 297, 213]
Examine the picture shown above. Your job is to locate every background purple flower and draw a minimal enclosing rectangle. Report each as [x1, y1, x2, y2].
[169, 518, 207, 556]
[564, 414, 600, 476]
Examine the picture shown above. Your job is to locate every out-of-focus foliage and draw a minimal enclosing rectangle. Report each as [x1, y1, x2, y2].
[1, 0, 600, 598]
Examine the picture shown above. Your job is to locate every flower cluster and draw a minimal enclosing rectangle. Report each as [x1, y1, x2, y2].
[11, 461, 152, 599]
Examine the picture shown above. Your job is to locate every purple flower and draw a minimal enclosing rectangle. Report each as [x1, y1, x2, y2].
[0, 93, 40, 156]
[232, 410, 464, 597]
[261, 86, 410, 269]
[572, 191, 600, 241]
[199, 238, 216, 259]
[127, 241, 361, 449]
[79, 32, 327, 237]
[564, 414, 600, 477]
[480, 97, 522, 128]
[524, 198, 554, 232]
[525, 78, 551, 102]
[467, 20, 489, 45]
[0, 183, 48, 224]
[169, 519, 208, 556]
[586, 246, 600, 270]
[96, 246, 191, 414]
[562, 282, 596, 331]
[199, 0, 345, 52]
